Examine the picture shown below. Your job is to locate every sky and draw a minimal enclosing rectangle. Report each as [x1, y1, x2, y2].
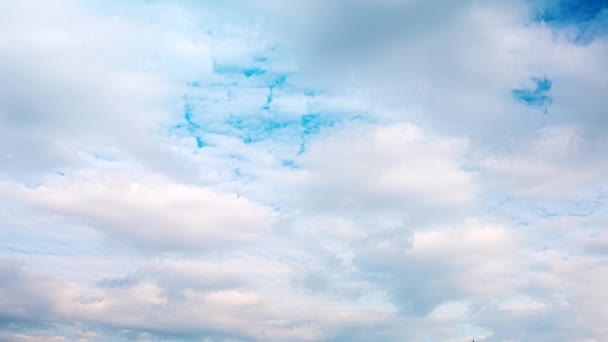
[0, 0, 607, 341]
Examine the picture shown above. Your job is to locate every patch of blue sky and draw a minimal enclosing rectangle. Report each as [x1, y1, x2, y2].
[537, 0, 608, 24]
[174, 102, 353, 160]
[170, 100, 208, 149]
[178, 82, 343, 146]
[301, 113, 338, 135]
[226, 115, 296, 144]
[298, 112, 366, 155]
[213, 62, 284, 82]
[175, 54, 366, 153]
[243, 67, 266, 78]
[195, 136, 206, 148]
[262, 74, 290, 110]
[230, 111, 348, 146]
[182, 101, 199, 132]
[297, 142, 306, 155]
[204, 63, 295, 113]
[534, 0, 608, 43]
[213, 61, 291, 84]
[512, 77, 552, 110]
[213, 65, 261, 84]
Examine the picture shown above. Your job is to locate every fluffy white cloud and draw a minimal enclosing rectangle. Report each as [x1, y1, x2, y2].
[0, 170, 273, 250]
[296, 123, 475, 223]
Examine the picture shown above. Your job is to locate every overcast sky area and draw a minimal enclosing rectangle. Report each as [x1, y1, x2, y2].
[1, 0, 608, 341]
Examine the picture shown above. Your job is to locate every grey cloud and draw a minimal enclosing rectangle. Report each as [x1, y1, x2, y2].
[0, 256, 394, 342]
[0, 259, 58, 326]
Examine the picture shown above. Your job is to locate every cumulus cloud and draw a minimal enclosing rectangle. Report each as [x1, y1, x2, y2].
[296, 123, 475, 223]
[0, 170, 273, 250]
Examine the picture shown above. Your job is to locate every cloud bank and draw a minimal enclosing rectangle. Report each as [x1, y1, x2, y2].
[1, 0, 608, 341]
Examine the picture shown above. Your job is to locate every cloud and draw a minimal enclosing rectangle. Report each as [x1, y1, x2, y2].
[295, 122, 475, 223]
[0, 0, 211, 180]
[350, 219, 522, 314]
[0, 332, 90, 342]
[0, 257, 395, 342]
[0, 170, 273, 251]
[253, 0, 608, 145]
[479, 125, 608, 199]
[1, 0, 608, 341]
[0, 259, 59, 326]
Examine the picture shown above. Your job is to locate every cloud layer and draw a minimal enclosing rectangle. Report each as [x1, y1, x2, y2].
[1, 0, 608, 341]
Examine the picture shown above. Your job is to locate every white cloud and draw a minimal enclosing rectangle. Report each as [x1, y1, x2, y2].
[0, 257, 395, 342]
[479, 126, 608, 199]
[0, 0, 211, 179]
[296, 123, 475, 223]
[0, 170, 274, 250]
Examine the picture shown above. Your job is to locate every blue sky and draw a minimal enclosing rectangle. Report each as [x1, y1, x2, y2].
[1, 0, 608, 341]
